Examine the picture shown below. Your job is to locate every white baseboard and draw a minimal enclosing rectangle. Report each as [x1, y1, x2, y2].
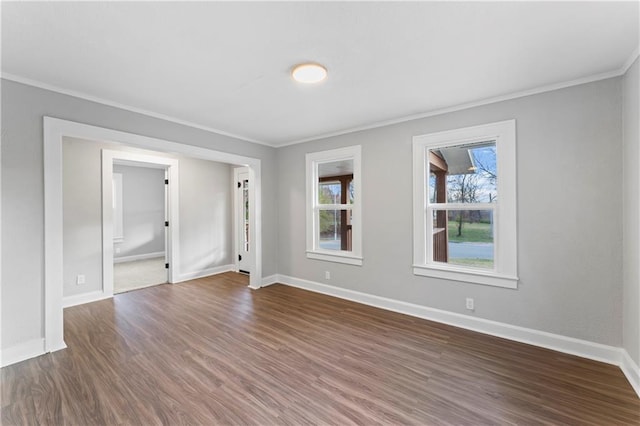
[175, 264, 235, 283]
[621, 350, 640, 398]
[261, 274, 279, 287]
[63, 290, 112, 308]
[0, 338, 45, 367]
[275, 274, 628, 370]
[114, 251, 165, 264]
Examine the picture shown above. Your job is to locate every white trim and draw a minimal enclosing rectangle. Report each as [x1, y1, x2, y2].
[307, 252, 364, 266]
[412, 120, 517, 288]
[621, 350, 640, 398]
[44, 117, 263, 358]
[174, 264, 236, 283]
[63, 291, 111, 308]
[4, 65, 627, 150]
[413, 265, 517, 289]
[277, 70, 624, 147]
[0, 338, 48, 368]
[0, 30, 3, 370]
[275, 274, 624, 366]
[306, 145, 363, 265]
[44, 119, 66, 353]
[260, 274, 279, 287]
[2, 73, 269, 146]
[113, 251, 166, 264]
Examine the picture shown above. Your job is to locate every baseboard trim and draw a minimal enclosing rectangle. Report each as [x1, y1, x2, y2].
[276, 274, 624, 366]
[621, 350, 640, 398]
[260, 274, 279, 287]
[175, 264, 235, 283]
[63, 290, 112, 308]
[0, 338, 46, 367]
[114, 251, 165, 264]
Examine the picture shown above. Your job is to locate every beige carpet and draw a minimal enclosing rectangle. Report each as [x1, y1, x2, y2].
[114, 257, 167, 294]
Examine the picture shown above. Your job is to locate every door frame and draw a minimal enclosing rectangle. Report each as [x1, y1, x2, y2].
[102, 151, 179, 295]
[44, 117, 263, 354]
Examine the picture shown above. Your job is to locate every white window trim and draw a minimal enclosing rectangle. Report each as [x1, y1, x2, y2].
[412, 120, 518, 288]
[306, 145, 363, 266]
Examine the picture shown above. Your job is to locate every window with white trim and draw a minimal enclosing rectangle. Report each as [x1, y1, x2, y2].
[413, 120, 517, 288]
[306, 145, 362, 266]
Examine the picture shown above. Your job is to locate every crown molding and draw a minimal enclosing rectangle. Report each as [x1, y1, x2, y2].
[3, 59, 634, 149]
[276, 68, 626, 147]
[1, 73, 271, 147]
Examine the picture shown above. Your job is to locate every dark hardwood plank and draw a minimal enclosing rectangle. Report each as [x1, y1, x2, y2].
[2, 272, 638, 425]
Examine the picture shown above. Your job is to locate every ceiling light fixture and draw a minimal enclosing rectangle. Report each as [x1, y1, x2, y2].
[291, 63, 327, 84]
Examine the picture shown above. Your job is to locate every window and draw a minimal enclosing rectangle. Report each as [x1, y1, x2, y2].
[413, 120, 517, 288]
[306, 146, 362, 265]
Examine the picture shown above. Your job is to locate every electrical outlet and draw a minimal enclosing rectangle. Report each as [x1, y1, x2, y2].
[465, 297, 474, 311]
[115, 247, 121, 254]
[325, 271, 331, 280]
[76, 274, 86, 285]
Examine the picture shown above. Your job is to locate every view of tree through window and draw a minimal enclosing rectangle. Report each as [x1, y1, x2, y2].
[428, 141, 497, 269]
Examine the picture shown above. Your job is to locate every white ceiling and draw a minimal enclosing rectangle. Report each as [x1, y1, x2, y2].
[2, 2, 638, 147]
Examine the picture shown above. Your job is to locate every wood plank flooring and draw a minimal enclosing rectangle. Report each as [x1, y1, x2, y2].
[2, 272, 639, 425]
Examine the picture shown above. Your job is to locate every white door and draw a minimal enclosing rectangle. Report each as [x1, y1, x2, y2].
[235, 168, 252, 274]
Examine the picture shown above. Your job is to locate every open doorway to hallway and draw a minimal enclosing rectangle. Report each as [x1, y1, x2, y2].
[234, 167, 252, 275]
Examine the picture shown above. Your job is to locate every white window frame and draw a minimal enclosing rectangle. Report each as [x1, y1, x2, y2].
[306, 145, 363, 266]
[412, 120, 518, 288]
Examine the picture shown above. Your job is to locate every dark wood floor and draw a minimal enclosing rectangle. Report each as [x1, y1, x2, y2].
[2, 272, 639, 425]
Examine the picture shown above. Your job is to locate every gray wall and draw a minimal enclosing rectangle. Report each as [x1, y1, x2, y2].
[623, 57, 640, 366]
[113, 165, 166, 260]
[179, 156, 233, 274]
[0, 73, 632, 357]
[1, 79, 277, 350]
[62, 137, 234, 299]
[277, 77, 623, 346]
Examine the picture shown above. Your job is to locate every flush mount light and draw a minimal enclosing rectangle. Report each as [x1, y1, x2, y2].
[291, 63, 327, 84]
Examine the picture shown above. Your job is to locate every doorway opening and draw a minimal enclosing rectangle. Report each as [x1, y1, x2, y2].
[101, 150, 179, 297]
[111, 161, 170, 293]
[234, 167, 252, 275]
[45, 117, 263, 354]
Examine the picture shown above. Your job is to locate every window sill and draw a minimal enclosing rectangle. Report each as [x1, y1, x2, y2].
[307, 251, 363, 266]
[413, 264, 518, 289]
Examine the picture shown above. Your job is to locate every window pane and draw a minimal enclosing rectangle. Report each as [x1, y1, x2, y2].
[428, 173, 437, 203]
[428, 141, 497, 203]
[431, 209, 494, 269]
[318, 209, 352, 252]
[319, 181, 341, 204]
[318, 159, 354, 204]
